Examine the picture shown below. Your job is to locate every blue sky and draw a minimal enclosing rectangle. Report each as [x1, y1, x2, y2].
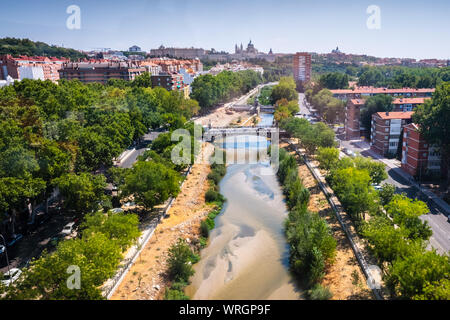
[1, 0, 449, 59]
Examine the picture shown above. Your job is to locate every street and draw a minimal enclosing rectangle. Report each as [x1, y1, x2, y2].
[337, 137, 450, 254]
[297, 95, 449, 254]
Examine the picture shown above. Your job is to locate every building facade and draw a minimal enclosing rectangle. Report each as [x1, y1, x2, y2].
[345, 99, 365, 139]
[344, 97, 430, 140]
[129, 45, 142, 52]
[401, 123, 442, 178]
[370, 111, 413, 156]
[331, 87, 435, 100]
[149, 46, 205, 59]
[0, 54, 67, 82]
[58, 62, 146, 84]
[293, 52, 312, 86]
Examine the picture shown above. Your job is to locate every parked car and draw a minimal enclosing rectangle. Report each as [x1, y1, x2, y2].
[1, 268, 22, 287]
[60, 222, 76, 236]
[111, 208, 124, 214]
[6, 234, 23, 247]
[372, 184, 383, 191]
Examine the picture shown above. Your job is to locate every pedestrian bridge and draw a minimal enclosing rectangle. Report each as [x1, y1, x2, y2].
[203, 126, 284, 141]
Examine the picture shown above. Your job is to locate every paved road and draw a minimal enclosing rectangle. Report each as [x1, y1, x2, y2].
[297, 93, 312, 116]
[338, 137, 450, 254]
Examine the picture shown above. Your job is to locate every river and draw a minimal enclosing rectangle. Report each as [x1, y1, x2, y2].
[185, 133, 303, 300]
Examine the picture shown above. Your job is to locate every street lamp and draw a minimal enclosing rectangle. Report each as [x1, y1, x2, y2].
[0, 234, 10, 282]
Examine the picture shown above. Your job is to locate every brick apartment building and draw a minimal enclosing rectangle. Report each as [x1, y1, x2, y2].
[331, 87, 435, 100]
[344, 97, 430, 140]
[151, 72, 190, 98]
[401, 123, 442, 178]
[0, 54, 68, 82]
[58, 61, 146, 84]
[370, 111, 413, 156]
[293, 52, 311, 88]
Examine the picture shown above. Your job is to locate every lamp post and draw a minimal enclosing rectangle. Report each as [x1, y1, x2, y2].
[0, 234, 10, 282]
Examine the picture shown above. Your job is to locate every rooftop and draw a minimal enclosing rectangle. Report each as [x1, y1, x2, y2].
[375, 111, 414, 120]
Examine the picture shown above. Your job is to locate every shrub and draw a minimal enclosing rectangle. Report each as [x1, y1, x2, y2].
[307, 284, 333, 300]
[205, 189, 221, 203]
[165, 289, 190, 300]
[200, 220, 210, 238]
[167, 239, 198, 282]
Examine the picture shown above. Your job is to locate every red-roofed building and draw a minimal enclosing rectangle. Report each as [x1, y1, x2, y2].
[331, 87, 435, 100]
[345, 98, 365, 139]
[401, 123, 442, 178]
[370, 111, 413, 156]
[344, 97, 429, 140]
[0, 54, 68, 82]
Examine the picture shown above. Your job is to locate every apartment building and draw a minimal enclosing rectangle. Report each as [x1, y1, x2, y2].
[0, 54, 68, 82]
[344, 97, 430, 140]
[401, 123, 442, 178]
[293, 52, 312, 85]
[331, 87, 435, 100]
[345, 99, 365, 139]
[58, 61, 146, 84]
[151, 72, 184, 91]
[149, 45, 205, 59]
[370, 111, 413, 156]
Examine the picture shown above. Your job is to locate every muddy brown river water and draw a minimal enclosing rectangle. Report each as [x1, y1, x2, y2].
[186, 136, 303, 300]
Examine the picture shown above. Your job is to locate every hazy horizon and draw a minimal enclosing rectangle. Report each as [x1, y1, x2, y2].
[1, 0, 449, 60]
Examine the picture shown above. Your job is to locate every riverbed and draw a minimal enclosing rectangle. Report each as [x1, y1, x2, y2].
[186, 135, 302, 300]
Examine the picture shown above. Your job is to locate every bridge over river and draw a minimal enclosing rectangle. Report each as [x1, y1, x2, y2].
[203, 126, 285, 142]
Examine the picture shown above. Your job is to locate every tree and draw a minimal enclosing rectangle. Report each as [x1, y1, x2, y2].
[360, 95, 393, 136]
[167, 238, 199, 282]
[318, 72, 349, 89]
[385, 194, 432, 241]
[270, 77, 298, 104]
[413, 82, 450, 180]
[353, 156, 387, 184]
[317, 147, 340, 172]
[122, 161, 180, 210]
[81, 211, 140, 251]
[55, 173, 107, 214]
[385, 250, 450, 300]
[362, 215, 417, 264]
[330, 167, 378, 222]
[378, 183, 396, 206]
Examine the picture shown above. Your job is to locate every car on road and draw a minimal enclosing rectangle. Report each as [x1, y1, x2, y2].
[343, 148, 356, 157]
[60, 222, 76, 236]
[111, 208, 124, 214]
[1, 268, 22, 287]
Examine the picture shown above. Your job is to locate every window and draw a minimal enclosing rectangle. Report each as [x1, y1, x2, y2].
[385, 128, 389, 132]
[385, 135, 389, 140]
[423, 153, 427, 157]
[385, 120, 389, 125]
[389, 142, 398, 147]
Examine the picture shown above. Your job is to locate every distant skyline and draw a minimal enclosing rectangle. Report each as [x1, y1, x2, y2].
[1, 0, 450, 60]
